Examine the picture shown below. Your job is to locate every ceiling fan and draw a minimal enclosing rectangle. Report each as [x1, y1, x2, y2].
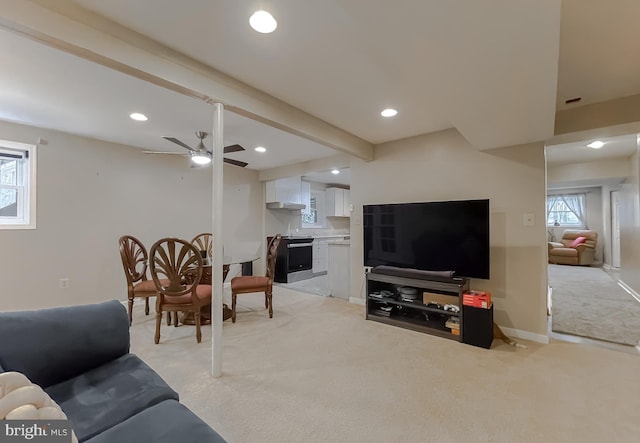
[143, 131, 248, 167]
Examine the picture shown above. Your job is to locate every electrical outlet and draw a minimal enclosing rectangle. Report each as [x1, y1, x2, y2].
[59, 278, 70, 289]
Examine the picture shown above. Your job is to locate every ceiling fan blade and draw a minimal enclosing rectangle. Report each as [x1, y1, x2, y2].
[223, 158, 248, 168]
[162, 137, 194, 152]
[224, 144, 245, 154]
[142, 151, 187, 155]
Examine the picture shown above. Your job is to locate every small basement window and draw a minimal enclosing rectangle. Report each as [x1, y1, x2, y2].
[0, 140, 37, 229]
[547, 193, 585, 227]
[302, 189, 326, 228]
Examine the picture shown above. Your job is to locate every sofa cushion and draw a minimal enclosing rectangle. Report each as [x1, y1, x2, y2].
[84, 399, 225, 443]
[569, 236, 586, 248]
[0, 301, 129, 388]
[45, 354, 178, 442]
[551, 247, 578, 257]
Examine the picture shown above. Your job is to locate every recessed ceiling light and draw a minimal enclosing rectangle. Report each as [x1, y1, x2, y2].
[254, 146, 267, 153]
[250, 10, 277, 33]
[380, 108, 398, 118]
[331, 169, 340, 175]
[129, 112, 148, 122]
[587, 141, 604, 149]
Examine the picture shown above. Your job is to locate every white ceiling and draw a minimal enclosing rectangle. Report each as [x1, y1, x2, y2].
[0, 28, 340, 171]
[69, 0, 561, 150]
[556, 0, 640, 111]
[546, 133, 637, 165]
[2, 0, 640, 180]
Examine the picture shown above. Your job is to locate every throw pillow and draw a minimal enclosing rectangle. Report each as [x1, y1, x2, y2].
[569, 236, 587, 248]
[0, 371, 78, 443]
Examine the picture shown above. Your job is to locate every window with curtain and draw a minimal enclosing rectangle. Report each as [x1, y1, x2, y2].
[301, 189, 326, 228]
[547, 193, 586, 227]
[0, 140, 36, 229]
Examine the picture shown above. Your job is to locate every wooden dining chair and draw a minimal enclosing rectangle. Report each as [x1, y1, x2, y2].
[149, 238, 212, 344]
[230, 234, 282, 323]
[191, 233, 212, 262]
[119, 235, 161, 325]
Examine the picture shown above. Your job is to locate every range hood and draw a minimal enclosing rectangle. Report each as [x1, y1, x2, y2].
[265, 176, 308, 211]
[266, 202, 306, 211]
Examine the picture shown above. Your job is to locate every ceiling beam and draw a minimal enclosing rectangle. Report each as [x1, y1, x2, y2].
[258, 154, 353, 182]
[0, 0, 373, 161]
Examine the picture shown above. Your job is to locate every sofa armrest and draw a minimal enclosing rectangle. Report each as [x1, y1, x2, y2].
[0, 301, 130, 388]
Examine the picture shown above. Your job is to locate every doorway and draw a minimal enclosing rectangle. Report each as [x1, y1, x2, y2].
[545, 134, 639, 347]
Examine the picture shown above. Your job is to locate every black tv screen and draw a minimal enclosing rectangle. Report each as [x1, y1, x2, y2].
[363, 199, 490, 279]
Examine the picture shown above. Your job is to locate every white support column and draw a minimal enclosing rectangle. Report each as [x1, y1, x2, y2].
[211, 102, 224, 377]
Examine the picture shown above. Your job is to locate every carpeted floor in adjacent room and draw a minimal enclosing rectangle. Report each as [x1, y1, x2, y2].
[549, 264, 640, 346]
[128, 285, 639, 443]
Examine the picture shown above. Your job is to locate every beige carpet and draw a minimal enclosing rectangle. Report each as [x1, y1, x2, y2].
[549, 264, 640, 346]
[129, 286, 640, 443]
[276, 274, 331, 296]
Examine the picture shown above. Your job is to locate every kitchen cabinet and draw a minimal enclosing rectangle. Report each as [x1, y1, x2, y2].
[312, 238, 329, 274]
[326, 187, 351, 217]
[265, 176, 306, 210]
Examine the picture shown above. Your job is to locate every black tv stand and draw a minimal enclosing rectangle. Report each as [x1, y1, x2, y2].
[366, 268, 469, 341]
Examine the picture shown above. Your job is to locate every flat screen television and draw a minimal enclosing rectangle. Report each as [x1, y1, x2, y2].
[363, 199, 490, 279]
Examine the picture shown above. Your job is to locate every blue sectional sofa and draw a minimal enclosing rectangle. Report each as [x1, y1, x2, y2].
[0, 300, 225, 442]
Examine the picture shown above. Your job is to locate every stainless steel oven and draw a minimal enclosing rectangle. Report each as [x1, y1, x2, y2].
[273, 237, 314, 283]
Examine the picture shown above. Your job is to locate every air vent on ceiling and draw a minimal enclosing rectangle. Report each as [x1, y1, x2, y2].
[565, 97, 582, 104]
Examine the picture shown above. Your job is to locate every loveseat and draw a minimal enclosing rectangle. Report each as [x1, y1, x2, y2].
[548, 229, 598, 265]
[0, 300, 225, 442]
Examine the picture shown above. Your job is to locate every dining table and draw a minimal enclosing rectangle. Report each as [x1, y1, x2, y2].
[181, 254, 259, 325]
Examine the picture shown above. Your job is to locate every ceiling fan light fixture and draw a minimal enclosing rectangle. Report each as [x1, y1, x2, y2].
[255, 146, 267, 153]
[331, 169, 340, 175]
[191, 152, 211, 165]
[250, 10, 277, 33]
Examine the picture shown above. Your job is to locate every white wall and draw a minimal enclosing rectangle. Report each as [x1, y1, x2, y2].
[0, 120, 263, 311]
[620, 148, 640, 292]
[547, 157, 630, 185]
[350, 129, 548, 335]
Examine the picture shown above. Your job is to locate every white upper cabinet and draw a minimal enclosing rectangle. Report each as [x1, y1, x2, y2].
[326, 187, 351, 217]
[265, 176, 306, 210]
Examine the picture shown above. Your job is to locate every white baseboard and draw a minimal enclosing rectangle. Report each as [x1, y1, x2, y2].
[499, 325, 549, 344]
[349, 297, 365, 306]
[617, 280, 640, 304]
